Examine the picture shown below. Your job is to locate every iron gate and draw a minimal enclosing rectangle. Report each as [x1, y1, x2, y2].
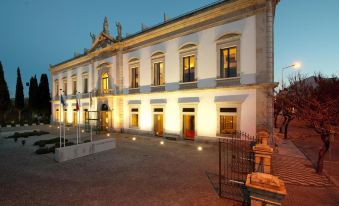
[218, 131, 257, 205]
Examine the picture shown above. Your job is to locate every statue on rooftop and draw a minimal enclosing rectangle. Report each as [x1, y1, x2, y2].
[90, 32, 96, 43]
[115, 21, 122, 41]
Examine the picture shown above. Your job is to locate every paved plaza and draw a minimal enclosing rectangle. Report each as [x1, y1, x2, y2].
[0, 126, 233, 206]
[1, 126, 339, 205]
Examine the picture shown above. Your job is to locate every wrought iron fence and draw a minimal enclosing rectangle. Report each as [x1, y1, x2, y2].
[218, 131, 257, 205]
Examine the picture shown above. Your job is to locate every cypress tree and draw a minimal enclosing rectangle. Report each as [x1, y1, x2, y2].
[38, 74, 51, 121]
[15, 67, 25, 122]
[0, 61, 11, 123]
[28, 75, 39, 110]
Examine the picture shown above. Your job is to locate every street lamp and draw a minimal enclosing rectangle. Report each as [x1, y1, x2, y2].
[281, 62, 301, 89]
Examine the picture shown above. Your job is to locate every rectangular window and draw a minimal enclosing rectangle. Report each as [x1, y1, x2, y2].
[83, 109, 88, 124]
[154, 108, 163, 112]
[219, 107, 238, 135]
[55, 82, 59, 96]
[153, 62, 164, 86]
[130, 108, 139, 128]
[182, 108, 195, 112]
[220, 47, 237, 78]
[63, 80, 67, 95]
[83, 77, 88, 93]
[131, 67, 139, 88]
[183, 55, 195, 82]
[72, 80, 77, 95]
[55, 109, 60, 122]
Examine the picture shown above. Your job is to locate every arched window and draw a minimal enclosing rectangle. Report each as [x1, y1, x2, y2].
[101, 73, 109, 93]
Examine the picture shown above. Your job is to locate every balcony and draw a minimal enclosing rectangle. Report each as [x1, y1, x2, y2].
[93, 89, 115, 97]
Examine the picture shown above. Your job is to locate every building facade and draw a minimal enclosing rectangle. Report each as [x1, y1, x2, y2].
[50, 0, 279, 141]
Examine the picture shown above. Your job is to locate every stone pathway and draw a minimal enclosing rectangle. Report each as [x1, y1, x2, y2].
[272, 131, 339, 205]
[272, 154, 331, 186]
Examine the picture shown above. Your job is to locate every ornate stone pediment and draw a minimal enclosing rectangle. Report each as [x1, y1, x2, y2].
[89, 32, 115, 52]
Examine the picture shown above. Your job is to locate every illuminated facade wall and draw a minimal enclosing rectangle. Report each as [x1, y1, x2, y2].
[50, 0, 279, 140]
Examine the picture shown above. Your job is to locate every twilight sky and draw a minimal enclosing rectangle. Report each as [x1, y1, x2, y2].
[0, 0, 338, 97]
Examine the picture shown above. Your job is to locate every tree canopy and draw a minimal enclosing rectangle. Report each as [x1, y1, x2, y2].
[0, 61, 11, 121]
[15, 67, 25, 111]
[38, 74, 51, 118]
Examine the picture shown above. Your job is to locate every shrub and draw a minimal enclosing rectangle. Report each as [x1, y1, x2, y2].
[84, 140, 91, 143]
[6, 130, 50, 139]
[34, 137, 67, 147]
[35, 147, 50, 154]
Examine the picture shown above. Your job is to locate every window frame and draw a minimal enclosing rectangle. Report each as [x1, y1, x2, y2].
[83, 73, 88, 93]
[216, 103, 241, 136]
[216, 35, 240, 79]
[129, 59, 140, 89]
[129, 106, 140, 128]
[62, 78, 67, 95]
[55, 80, 59, 96]
[151, 52, 165, 86]
[179, 44, 197, 83]
[72, 76, 77, 95]
[101, 72, 109, 93]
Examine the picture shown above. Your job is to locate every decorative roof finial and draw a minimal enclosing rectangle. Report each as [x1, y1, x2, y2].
[103, 16, 109, 34]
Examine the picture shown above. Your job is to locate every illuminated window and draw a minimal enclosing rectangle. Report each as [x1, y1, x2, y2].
[55, 109, 60, 122]
[83, 109, 88, 124]
[101, 73, 109, 92]
[72, 79, 77, 95]
[220, 108, 237, 134]
[220, 47, 237, 78]
[153, 62, 164, 86]
[131, 67, 139, 88]
[130, 108, 139, 128]
[64, 109, 67, 124]
[183, 55, 195, 82]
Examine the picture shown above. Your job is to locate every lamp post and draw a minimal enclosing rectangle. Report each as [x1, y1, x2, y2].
[281, 62, 301, 89]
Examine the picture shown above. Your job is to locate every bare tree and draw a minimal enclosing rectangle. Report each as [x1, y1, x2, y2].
[288, 73, 339, 173]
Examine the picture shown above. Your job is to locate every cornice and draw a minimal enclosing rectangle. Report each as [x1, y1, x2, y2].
[50, 0, 267, 74]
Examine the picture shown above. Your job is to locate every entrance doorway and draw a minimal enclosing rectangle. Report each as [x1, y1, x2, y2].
[73, 110, 77, 127]
[183, 114, 195, 140]
[100, 112, 109, 131]
[154, 114, 163, 136]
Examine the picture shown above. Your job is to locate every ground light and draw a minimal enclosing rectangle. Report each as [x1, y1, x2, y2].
[107, 133, 110, 137]
[132, 137, 136, 141]
[197, 146, 203, 151]
[82, 129, 84, 133]
[49, 125, 52, 128]
[160, 141, 164, 145]
[57, 126, 60, 129]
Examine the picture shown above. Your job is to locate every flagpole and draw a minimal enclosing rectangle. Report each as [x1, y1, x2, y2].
[90, 92, 93, 142]
[63, 92, 66, 147]
[76, 92, 79, 144]
[59, 89, 62, 148]
[79, 92, 81, 143]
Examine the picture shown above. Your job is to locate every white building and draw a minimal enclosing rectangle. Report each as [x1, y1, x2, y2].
[50, 0, 279, 141]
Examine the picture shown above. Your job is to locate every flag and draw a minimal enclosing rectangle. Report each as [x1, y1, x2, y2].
[76, 97, 79, 111]
[60, 94, 66, 107]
